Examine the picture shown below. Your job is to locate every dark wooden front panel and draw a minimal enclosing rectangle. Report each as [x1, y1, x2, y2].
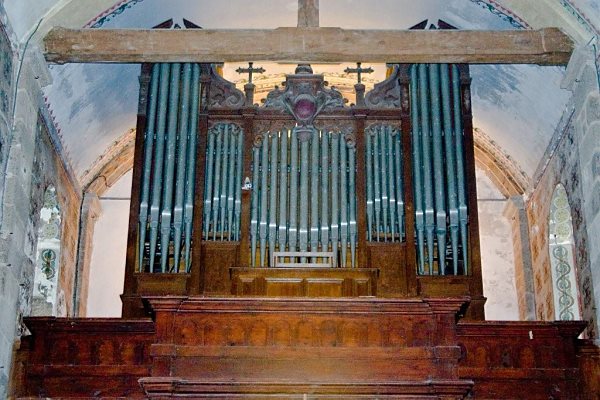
[15, 302, 597, 399]
[16, 318, 155, 398]
[457, 321, 587, 400]
[201, 242, 240, 294]
[367, 243, 406, 296]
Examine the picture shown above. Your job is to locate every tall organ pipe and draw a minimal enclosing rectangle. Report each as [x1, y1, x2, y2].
[310, 129, 320, 256]
[148, 64, 171, 271]
[394, 128, 404, 240]
[299, 136, 310, 259]
[278, 130, 288, 251]
[365, 131, 374, 241]
[172, 63, 191, 272]
[226, 127, 237, 240]
[386, 126, 397, 242]
[219, 126, 231, 241]
[138, 64, 160, 271]
[348, 142, 357, 267]
[289, 130, 299, 251]
[268, 132, 279, 264]
[320, 131, 329, 251]
[452, 65, 469, 273]
[441, 64, 460, 275]
[330, 133, 340, 266]
[380, 126, 389, 241]
[203, 128, 216, 239]
[419, 64, 435, 272]
[339, 136, 349, 267]
[259, 134, 269, 266]
[411, 66, 426, 274]
[159, 63, 181, 272]
[184, 64, 200, 272]
[250, 142, 261, 266]
[211, 125, 224, 240]
[429, 63, 447, 274]
[233, 129, 243, 241]
[372, 128, 381, 242]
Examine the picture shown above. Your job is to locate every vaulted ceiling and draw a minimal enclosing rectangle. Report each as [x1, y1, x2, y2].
[3, 0, 599, 189]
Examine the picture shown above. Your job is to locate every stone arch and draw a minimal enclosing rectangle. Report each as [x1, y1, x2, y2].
[548, 183, 582, 321]
[31, 185, 66, 316]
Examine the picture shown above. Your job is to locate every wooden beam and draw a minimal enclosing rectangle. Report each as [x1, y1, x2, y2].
[44, 27, 573, 65]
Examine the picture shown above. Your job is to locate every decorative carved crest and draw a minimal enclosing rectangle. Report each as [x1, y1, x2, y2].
[365, 64, 401, 109]
[263, 65, 345, 136]
[205, 65, 245, 109]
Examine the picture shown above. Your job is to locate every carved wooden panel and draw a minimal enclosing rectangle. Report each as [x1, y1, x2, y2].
[457, 321, 586, 400]
[15, 303, 597, 399]
[17, 318, 155, 398]
[200, 242, 239, 294]
[231, 267, 377, 297]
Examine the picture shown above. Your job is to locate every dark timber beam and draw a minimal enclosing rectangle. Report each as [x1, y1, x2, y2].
[44, 27, 573, 65]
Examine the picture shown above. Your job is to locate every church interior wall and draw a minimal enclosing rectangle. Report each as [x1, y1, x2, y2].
[0, 0, 598, 396]
[526, 85, 598, 338]
[0, 7, 82, 396]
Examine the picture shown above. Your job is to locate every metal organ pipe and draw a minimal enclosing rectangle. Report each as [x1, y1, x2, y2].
[148, 63, 170, 271]
[278, 130, 288, 252]
[320, 131, 329, 252]
[366, 124, 405, 246]
[138, 63, 201, 273]
[330, 133, 340, 266]
[418, 64, 435, 272]
[429, 63, 447, 274]
[410, 63, 469, 275]
[250, 143, 261, 267]
[268, 132, 279, 265]
[310, 129, 320, 257]
[259, 133, 269, 266]
[249, 129, 357, 268]
[441, 64, 459, 275]
[172, 63, 191, 272]
[339, 134, 349, 268]
[411, 66, 426, 275]
[365, 131, 374, 242]
[288, 130, 299, 252]
[184, 64, 200, 272]
[348, 140, 357, 268]
[452, 65, 469, 274]
[138, 64, 160, 270]
[386, 126, 396, 242]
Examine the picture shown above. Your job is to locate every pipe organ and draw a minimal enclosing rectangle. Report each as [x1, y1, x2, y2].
[137, 63, 200, 274]
[124, 60, 484, 318]
[202, 122, 244, 242]
[410, 64, 468, 276]
[250, 128, 357, 268]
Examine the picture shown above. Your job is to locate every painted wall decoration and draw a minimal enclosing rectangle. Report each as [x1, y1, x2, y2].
[31, 186, 63, 316]
[549, 184, 582, 321]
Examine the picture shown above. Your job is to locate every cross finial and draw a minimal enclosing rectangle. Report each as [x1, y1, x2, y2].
[344, 62, 374, 84]
[298, 0, 319, 28]
[235, 62, 265, 84]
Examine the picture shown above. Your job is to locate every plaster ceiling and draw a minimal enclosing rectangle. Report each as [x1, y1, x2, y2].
[4, 0, 598, 185]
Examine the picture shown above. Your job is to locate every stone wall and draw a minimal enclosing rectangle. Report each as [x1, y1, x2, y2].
[525, 46, 599, 339]
[0, 7, 82, 397]
[562, 45, 600, 342]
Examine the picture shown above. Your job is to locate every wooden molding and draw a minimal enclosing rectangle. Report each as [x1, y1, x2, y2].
[44, 26, 573, 65]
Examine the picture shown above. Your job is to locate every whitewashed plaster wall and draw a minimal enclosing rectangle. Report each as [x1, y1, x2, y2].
[477, 169, 519, 321]
[86, 171, 131, 317]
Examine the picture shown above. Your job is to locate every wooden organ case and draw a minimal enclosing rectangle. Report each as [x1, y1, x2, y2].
[15, 20, 599, 400]
[120, 59, 485, 319]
